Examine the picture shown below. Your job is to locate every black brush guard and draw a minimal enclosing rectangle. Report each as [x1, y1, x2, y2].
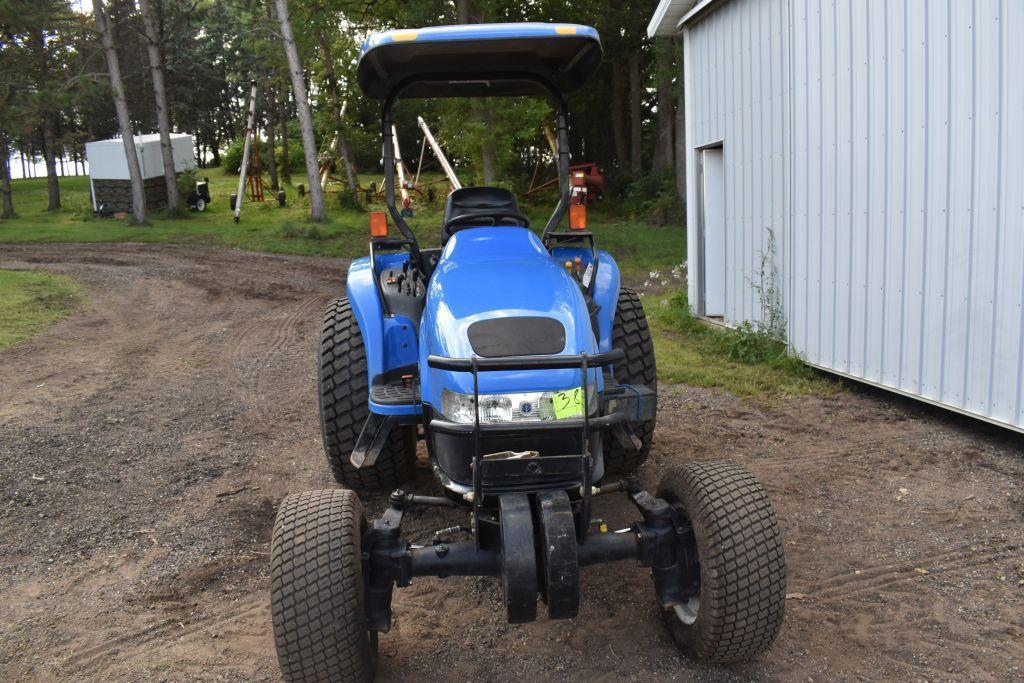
[427, 348, 625, 543]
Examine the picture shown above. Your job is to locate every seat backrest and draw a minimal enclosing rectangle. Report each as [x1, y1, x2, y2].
[442, 186, 522, 242]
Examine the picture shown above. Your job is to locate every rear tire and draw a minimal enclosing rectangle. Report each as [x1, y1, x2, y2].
[270, 489, 377, 682]
[318, 298, 413, 492]
[657, 461, 786, 663]
[603, 288, 657, 475]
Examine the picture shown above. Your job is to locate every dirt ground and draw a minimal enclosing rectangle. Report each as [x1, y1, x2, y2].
[0, 243, 1022, 681]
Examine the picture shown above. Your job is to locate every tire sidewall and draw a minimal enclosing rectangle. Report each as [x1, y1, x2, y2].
[657, 477, 711, 657]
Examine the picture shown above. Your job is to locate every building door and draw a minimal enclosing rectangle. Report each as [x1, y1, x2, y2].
[700, 146, 725, 317]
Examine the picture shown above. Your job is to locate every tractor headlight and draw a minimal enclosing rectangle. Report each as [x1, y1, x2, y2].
[441, 386, 597, 424]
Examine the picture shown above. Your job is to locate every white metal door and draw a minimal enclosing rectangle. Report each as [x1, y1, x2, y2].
[701, 147, 726, 317]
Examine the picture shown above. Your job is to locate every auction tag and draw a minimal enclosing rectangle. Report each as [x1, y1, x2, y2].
[582, 262, 594, 288]
[552, 387, 584, 419]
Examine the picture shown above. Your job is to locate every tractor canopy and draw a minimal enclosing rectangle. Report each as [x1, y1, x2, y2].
[356, 23, 603, 99]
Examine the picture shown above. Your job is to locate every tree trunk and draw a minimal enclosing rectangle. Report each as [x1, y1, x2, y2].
[32, 30, 60, 209]
[652, 41, 674, 171]
[674, 36, 686, 204]
[279, 95, 291, 185]
[628, 52, 643, 175]
[265, 80, 279, 191]
[274, 0, 325, 221]
[610, 59, 629, 170]
[1, 137, 14, 218]
[456, 0, 497, 184]
[93, 0, 146, 224]
[138, 0, 180, 210]
[310, 3, 356, 188]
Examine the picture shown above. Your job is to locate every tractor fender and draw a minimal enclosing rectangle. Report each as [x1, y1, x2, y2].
[345, 257, 419, 416]
[345, 257, 387, 382]
[591, 249, 620, 353]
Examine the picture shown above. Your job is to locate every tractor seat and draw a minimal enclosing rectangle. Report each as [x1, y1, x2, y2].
[442, 187, 529, 242]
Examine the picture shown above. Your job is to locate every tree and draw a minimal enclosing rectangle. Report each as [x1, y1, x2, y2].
[651, 40, 674, 171]
[25, 14, 66, 210]
[93, 0, 145, 223]
[456, 0, 498, 184]
[610, 60, 629, 170]
[673, 36, 686, 203]
[264, 77, 279, 191]
[274, 0, 325, 221]
[309, 0, 356, 188]
[137, 0, 179, 210]
[628, 52, 642, 175]
[1, 137, 13, 218]
[279, 94, 291, 185]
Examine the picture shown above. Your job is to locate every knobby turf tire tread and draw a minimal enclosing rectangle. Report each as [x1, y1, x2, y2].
[270, 489, 376, 682]
[658, 460, 787, 662]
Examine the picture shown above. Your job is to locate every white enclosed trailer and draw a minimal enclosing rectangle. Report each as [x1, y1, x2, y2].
[85, 133, 195, 212]
[650, 0, 1024, 433]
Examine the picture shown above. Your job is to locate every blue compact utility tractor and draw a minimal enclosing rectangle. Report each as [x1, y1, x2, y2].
[270, 23, 786, 680]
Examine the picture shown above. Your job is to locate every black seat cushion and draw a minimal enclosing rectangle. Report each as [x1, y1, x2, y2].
[442, 187, 522, 242]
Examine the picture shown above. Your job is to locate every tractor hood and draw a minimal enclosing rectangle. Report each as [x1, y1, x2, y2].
[418, 227, 600, 406]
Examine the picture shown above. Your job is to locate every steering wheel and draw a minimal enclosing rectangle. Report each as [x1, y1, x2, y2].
[443, 208, 531, 234]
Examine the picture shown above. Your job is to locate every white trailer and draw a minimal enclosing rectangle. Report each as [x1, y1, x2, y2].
[85, 133, 195, 212]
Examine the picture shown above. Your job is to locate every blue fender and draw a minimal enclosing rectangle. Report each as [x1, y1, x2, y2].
[550, 246, 620, 352]
[419, 228, 603, 411]
[345, 255, 421, 416]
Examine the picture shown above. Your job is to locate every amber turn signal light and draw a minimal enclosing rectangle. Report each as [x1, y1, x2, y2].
[370, 211, 388, 237]
[569, 204, 587, 230]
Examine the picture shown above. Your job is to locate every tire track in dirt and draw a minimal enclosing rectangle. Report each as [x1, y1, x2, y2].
[754, 429, 917, 477]
[61, 597, 268, 674]
[227, 294, 324, 416]
[805, 542, 1021, 602]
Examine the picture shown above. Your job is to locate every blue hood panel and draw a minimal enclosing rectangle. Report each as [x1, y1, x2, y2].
[419, 227, 600, 406]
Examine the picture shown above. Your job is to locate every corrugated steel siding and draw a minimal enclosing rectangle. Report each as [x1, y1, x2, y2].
[683, 0, 1024, 431]
[684, 0, 790, 327]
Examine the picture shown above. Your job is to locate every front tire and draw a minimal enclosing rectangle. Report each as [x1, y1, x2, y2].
[657, 461, 786, 662]
[270, 489, 377, 682]
[603, 288, 657, 475]
[318, 298, 413, 492]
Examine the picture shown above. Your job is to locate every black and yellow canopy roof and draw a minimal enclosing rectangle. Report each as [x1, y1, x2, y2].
[356, 23, 603, 99]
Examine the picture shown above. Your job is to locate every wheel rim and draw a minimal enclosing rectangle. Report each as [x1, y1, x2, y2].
[196, 198, 205, 211]
[666, 501, 701, 627]
[672, 596, 700, 625]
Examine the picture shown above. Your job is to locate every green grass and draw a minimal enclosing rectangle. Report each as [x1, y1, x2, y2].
[0, 173, 685, 278]
[644, 290, 838, 400]
[0, 269, 81, 350]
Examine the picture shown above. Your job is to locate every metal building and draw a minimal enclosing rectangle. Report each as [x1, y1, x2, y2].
[649, 0, 1024, 432]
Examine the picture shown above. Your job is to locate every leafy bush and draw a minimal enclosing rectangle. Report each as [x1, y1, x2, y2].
[336, 188, 363, 211]
[176, 169, 197, 199]
[280, 221, 305, 239]
[724, 321, 790, 364]
[603, 169, 684, 226]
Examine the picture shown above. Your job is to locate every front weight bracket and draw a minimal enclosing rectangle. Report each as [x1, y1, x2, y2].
[536, 490, 580, 619]
[499, 494, 538, 623]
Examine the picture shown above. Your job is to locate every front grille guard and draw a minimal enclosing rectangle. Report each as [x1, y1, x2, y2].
[426, 349, 624, 544]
